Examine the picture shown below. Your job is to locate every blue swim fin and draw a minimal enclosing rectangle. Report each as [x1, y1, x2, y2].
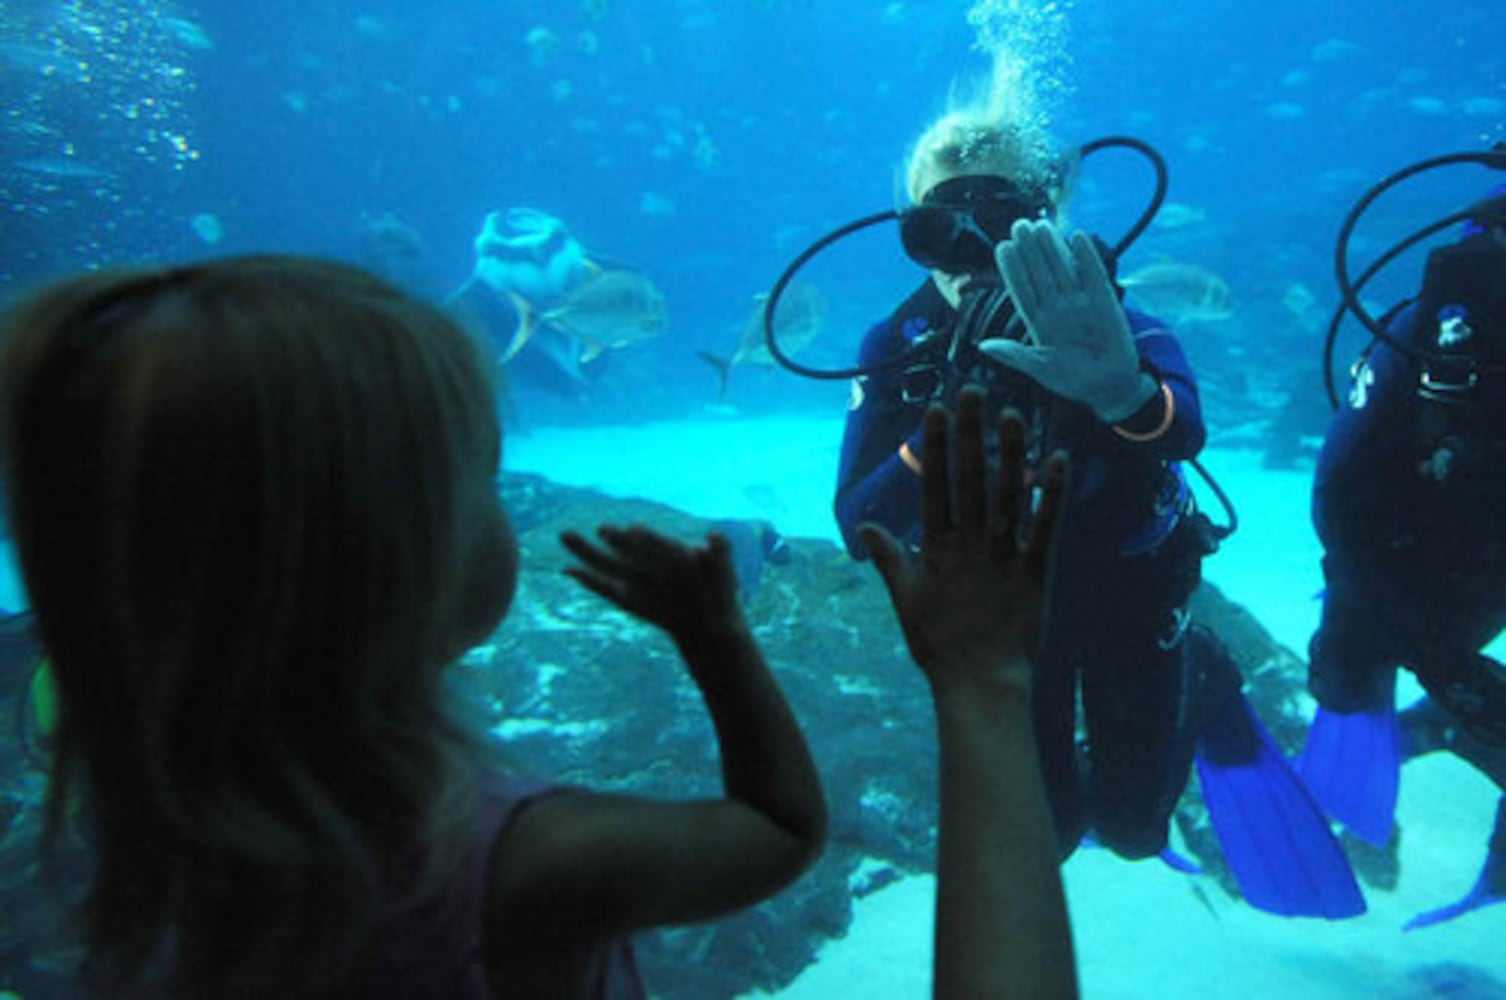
[1158, 846, 1202, 875]
[1406, 796, 1506, 931]
[1296, 699, 1401, 847]
[1404, 868, 1505, 931]
[1195, 693, 1367, 918]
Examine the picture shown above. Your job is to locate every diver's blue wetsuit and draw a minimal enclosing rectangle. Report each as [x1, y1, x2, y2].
[1309, 286, 1506, 924]
[835, 279, 1218, 860]
[1310, 300, 1506, 737]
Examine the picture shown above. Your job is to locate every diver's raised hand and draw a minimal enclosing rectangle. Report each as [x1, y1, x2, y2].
[860, 388, 1066, 697]
[561, 525, 744, 642]
[983, 219, 1157, 422]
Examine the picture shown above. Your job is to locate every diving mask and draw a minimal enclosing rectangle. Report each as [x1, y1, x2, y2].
[899, 175, 1049, 274]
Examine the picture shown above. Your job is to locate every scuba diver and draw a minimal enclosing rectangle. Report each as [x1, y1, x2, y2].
[1300, 148, 1506, 928]
[763, 102, 1363, 918]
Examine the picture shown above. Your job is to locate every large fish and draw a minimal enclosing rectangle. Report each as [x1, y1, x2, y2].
[466, 207, 601, 304]
[448, 207, 659, 386]
[1119, 262, 1235, 325]
[699, 280, 825, 401]
[532, 269, 667, 362]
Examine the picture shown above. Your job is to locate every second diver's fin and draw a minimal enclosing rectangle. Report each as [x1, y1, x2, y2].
[1296, 698, 1401, 847]
[1158, 846, 1203, 875]
[1404, 865, 1506, 931]
[1405, 795, 1506, 931]
[1189, 626, 1366, 919]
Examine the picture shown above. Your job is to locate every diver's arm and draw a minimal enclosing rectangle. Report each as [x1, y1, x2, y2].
[1108, 311, 1206, 460]
[834, 324, 927, 558]
[834, 416, 925, 558]
[991, 222, 1201, 462]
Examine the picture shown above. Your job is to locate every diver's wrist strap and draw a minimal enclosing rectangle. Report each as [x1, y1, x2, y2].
[1112, 381, 1175, 442]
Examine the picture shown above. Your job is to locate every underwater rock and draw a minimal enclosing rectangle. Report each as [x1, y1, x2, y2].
[479, 473, 1346, 994]
[484, 472, 935, 995]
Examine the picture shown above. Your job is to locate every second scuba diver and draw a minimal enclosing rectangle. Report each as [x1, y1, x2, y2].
[1302, 159, 1506, 928]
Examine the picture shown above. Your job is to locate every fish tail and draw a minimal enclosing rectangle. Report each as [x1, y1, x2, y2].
[500, 291, 536, 363]
[697, 350, 732, 402]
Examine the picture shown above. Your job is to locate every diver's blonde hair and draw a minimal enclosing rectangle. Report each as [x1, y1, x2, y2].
[902, 57, 1064, 205]
[904, 108, 1059, 205]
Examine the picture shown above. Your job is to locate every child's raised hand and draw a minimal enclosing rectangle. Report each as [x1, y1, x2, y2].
[561, 525, 744, 640]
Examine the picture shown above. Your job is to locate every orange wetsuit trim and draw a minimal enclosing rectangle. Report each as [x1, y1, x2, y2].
[898, 439, 923, 475]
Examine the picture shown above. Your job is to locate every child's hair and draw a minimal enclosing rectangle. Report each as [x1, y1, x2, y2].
[0, 255, 510, 994]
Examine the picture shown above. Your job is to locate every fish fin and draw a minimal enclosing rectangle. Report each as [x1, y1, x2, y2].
[499, 291, 536, 363]
[441, 275, 476, 308]
[579, 342, 607, 363]
[697, 350, 733, 402]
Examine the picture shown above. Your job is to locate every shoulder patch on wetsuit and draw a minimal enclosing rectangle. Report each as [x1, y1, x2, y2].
[1348, 360, 1375, 410]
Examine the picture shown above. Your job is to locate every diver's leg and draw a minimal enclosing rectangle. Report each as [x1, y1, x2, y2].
[1410, 551, 1506, 746]
[1400, 696, 1506, 786]
[1079, 542, 1199, 860]
[1081, 613, 1188, 858]
[1031, 609, 1088, 861]
[1395, 512, 1506, 926]
[1299, 564, 1405, 844]
[1308, 558, 1401, 713]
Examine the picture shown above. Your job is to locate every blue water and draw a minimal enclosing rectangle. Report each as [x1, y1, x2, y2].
[5, 0, 1499, 424]
[2, 0, 1504, 995]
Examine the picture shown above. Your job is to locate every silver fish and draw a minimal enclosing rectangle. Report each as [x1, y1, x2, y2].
[1119, 262, 1234, 324]
[700, 280, 825, 400]
[12, 156, 105, 180]
[538, 269, 667, 360]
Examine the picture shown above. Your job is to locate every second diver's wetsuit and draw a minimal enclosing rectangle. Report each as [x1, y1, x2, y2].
[1308, 268, 1506, 922]
[835, 278, 1222, 859]
[1310, 299, 1506, 743]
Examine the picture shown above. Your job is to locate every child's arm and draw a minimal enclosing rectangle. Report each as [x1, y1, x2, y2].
[862, 389, 1078, 1000]
[487, 525, 825, 955]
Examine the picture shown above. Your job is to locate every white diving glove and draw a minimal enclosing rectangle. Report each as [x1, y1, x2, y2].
[982, 218, 1158, 423]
